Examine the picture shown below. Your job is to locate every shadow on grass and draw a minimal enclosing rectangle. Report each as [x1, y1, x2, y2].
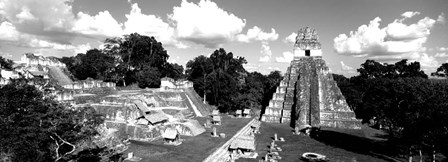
[311, 129, 401, 162]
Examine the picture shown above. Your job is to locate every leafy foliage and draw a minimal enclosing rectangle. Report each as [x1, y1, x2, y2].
[0, 79, 104, 161]
[60, 49, 115, 81]
[186, 48, 282, 113]
[334, 59, 448, 158]
[357, 59, 427, 79]
[431, 63, 448, 77]
[135, 66, 161, 88]
[61, 33, 183, 87]
[102, 33, 171, 86]
[0, 56, 14, 73]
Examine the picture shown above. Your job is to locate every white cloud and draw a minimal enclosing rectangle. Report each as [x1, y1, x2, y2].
[74, 11, 123, 37]
[401, 11, 420, 19]
[0, 21, 20, 41]
[0, 0, 76, 44]
[283, 32, 297, 43]
[243, 63, 261, 72]
[169, 0, 246, 48]
[168, 56, 181, 64]
[123, 3, 180, 47]
[74, 43, 91, 54]
[410, 53, 439, 70]
[386, 17, 435, 41]
[438, 47, 448, 52]
[275, 51, 294, 63]
[259, 42, 272, 62]
[236, 26, 278, 43]
[435, 53, 448, 57]
[340, 61, 354, 71]
[16, 6, 37, 22]
[334, 11, 442, 70]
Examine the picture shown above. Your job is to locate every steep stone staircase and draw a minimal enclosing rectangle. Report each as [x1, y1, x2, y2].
[184, 88, 212, 116]
[47, 66, 72, 85]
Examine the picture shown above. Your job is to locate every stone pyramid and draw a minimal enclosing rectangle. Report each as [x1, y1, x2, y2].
[261, 27, 361, 129]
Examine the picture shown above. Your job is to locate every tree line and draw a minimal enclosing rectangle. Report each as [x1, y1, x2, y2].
[334, 59, 448, 159]
[59, 33, 184, 88]
[59, 33, 283, 113]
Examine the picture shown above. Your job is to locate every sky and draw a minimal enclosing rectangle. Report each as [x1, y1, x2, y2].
[0, 0, 447, 76]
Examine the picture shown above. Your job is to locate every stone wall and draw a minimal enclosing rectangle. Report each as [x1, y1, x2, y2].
[21, 53, 66, 67]
[62, 80, 116, 90]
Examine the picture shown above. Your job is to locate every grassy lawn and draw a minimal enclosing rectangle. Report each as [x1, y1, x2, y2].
[125, 116, 252, 162]
[237, 123, 405, 162]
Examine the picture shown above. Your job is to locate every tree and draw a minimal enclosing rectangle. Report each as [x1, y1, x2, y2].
[186, 48, 247, 112]
[337, 59, 429, 122]
[357, 59, 427, 79]
[0, 56, 13, 70]
[161, 63, 184, 80]
[0, 79, 103, 161]
[186, 55, 212, 100]
[431, 63, 448, 77]
[360, 78, 448, 160]
[60, 49, 115, 81]
[103, 33, 170, 86]
[135, 66, 161, 88]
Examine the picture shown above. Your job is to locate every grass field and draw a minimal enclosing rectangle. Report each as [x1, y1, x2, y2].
[237, 123, 408, 162]
[125, 116, 252, 162]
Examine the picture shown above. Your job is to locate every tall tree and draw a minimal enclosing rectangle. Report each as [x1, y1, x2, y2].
[186, 48, 247, 112]
[0, 79, 103, 161]
[103, 33, 170, 86]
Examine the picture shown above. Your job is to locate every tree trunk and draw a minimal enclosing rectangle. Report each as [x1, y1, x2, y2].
[203, 74, 206, 104]
[409, 147, 413, 162]
[432, 145, 436, 162]
[419, 149, 422, 162]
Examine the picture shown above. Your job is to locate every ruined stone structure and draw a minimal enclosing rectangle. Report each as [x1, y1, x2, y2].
[21, 53, 66, 67]
[262, 27, 361, 129]
[160, 77, 194, 89]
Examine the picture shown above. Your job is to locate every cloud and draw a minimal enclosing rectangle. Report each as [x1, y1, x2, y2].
[340, 61, 354, 71]
[0, 52, 12, 58]
[259, 42, 272, 62]
[243, 63, 261, 72]
[283, 32, 297, 43]
[410, 53, 439, 70]
[401, 11, 420, 19]
[74, 43, 91, 54]
[0, 21, 20, 41]
[16, 6, 37, 22]
[169, 0, 246, 48]
[0, 0, 76, 44]
[122, 3, 187, 48]
[168, 56, 181, 64]
[236, 26, 278, 43]
[73, 11, 123, 37]
[435, 53, 448, 57]
[334, 11, 442, 70]
[275, 51, 294, 63]
[437, 13, 445, 23]
[438, 47, 448, 52]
